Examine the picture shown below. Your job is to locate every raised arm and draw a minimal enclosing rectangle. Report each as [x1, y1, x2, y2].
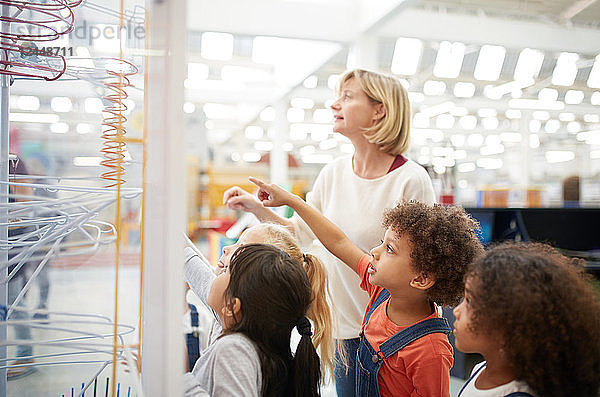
[249, 177, 364, 273]
[222, 185, 293, 229]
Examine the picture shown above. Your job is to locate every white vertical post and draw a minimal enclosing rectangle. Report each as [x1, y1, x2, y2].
[141, 0, 186, 395]
[0, 3, 10, 392]
[270, 100, 289, 186]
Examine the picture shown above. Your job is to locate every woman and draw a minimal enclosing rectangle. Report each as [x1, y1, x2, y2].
[223, 69, 435, 396]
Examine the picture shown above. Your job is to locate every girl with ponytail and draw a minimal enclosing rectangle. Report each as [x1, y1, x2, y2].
[184, 243, 321, 396]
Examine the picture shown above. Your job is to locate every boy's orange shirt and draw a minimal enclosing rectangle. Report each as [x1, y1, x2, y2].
[358, 255, 453, 397]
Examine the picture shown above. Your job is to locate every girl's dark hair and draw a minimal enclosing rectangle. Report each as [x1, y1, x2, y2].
[468, 242, 600, 397]
[224, 243, 321, 397]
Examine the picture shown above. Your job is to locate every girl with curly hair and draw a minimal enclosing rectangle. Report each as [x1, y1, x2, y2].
[248, 177, 484, 397]
[454, 242, 600, 397]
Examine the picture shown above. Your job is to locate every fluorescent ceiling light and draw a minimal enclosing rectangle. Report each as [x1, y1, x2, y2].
[591, 92, 600, 105]
[474, 45, 506, 81]
[529, 134, 540, 148]
[419, 101, 454, 117]
[254, 141, 273, 151]
[291, 98, 315, 109]
[10, 113, 59, 123]
[260, 107, 276, 122]
[413, 128, 444, 142]
[482, 117, 499, 130]
[183, 102, 196, 114]
[453, 149, 467, 160]
[188, 63, 209, 81]
[327, 74, 340, 90]
[587, 54, 600, 88]
[413, 113, 430, 128]
[243, 152, 261, 163]
[552, 52, 579, 86]
[477, 158, 503, 169]
[73, 156, 102, 167]
[480, 144, 504, 156]
[50, 122, 69, 134]
[85, 98, 103, 113]
[203, 103, 235, 119]
[509, 99, 565, 110]
[287, 108, 305, 123]
[319, 139, 337, 150]
[529, 119, 542, 133]
[514, 48, 544, 82]
[544, 119, 561, 133]
[505, 109, 522, 119]
[76, 123, 93, 134]
[303, 154, 333, 164]
[299, 145, 316, 156]
[467, 133, 484, 147]
[391, 37, 423, 76]
[245, 126, 263, 140]
[533, 111, 550, 121]
[545, 150, 574, 163]
[584, 114, 599, 122]
[500, 132, 522, 143]
[459, 115, 477, 130]
[564, 90, 584, 104]
[558, 112, 575, 122]
[454, 82, 475, 98]
[408, 92, 425, 103]
[311, 125, 331, 141]
[477, 108, 497, 118]
[450, 134, 465, 147]
[313, 109, 332, 124]
[184, 79, 245, 91]
[567, 121, 581, 133]
[577, 129, 600, 143]
[51, 97, 72, 113]
[433, 41, 465, 78]
[202, 32, 233, 60]
[436, 114, 455, 129]
[17, 96, 40, 111]
[303, 75, 318, 89]
[221, 65, 270, 83]
[450, 107, 468, 117]
[538, 88, 558, 102]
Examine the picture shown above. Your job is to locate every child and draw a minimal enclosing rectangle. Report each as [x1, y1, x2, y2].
[249, 177, 484, 397]
[184, 223, 335, 378]
[454, 242, 600, 397]
[184, 243, 321, 397]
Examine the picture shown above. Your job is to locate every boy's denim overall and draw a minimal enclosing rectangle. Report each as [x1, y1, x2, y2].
[457, 363, 534, 397]
[356, 289, 451, 397]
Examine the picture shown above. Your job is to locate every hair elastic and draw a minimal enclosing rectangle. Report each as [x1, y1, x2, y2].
[297, 316, 312, 337]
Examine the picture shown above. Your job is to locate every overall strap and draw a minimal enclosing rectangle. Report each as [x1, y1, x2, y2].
[189, 303, 199, 328]
[379, 317, 451, 359]
[364, 289, 390, 324]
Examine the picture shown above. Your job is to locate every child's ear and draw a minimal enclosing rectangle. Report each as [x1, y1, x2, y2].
[222, 297, 242, 318]
[410, 273, 435, 290]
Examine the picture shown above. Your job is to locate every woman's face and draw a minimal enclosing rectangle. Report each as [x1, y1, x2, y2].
[330, 77, 383, 138]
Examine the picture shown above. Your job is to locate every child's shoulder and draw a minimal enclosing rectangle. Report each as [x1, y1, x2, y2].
[213, 333, 258, 356]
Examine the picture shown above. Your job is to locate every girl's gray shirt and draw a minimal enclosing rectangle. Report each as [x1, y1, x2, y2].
[184, 332, 262, 397]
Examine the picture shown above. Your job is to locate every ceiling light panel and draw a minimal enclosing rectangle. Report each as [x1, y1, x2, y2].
[391, 37, 423, 76]
[433, 41, 465, 78]
[474, 45, 506, 81]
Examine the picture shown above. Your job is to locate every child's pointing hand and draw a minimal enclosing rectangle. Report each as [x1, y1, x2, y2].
[249, 177, 296, 207]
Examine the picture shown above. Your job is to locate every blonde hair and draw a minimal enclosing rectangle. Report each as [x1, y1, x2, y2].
[338, 69, 411, 155]
[253, 223, 335, 378]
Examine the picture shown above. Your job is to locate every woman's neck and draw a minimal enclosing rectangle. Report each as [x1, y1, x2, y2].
[351, 138, 395, 179]
[386, 293, 433, 327]
[475, 349, 515, 390]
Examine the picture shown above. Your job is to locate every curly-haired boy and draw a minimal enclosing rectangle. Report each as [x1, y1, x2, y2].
[250, 177, 484, 397]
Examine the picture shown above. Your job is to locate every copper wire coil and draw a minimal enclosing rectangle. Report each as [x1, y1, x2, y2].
[99, 61, 139, 188]
[0, 43, 67, 80]
[0, 0, 76, 42]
